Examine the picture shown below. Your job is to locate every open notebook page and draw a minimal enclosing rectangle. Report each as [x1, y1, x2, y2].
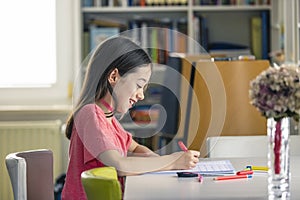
[147, 160, 235, 175]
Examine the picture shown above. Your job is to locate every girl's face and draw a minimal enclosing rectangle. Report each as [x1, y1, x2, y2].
[113, 64, 152, 114]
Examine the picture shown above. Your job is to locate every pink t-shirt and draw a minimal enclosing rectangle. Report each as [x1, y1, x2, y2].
[61, 104, 132, 200]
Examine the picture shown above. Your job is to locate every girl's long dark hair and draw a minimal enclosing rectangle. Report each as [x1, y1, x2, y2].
[65, 36, 152, 140]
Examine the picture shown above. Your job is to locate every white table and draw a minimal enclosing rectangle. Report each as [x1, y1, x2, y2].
[124, 157, 300, 200]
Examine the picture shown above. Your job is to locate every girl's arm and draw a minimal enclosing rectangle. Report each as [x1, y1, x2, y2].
[98, 149, 200, 176]
[127, 139, 159, 157]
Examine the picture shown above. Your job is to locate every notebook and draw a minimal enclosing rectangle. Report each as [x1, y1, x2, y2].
[147, 160, 235, 175]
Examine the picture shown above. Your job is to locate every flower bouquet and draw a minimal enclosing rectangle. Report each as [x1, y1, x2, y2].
[249, 63, 300, 199]
[249, 63, 300, 122]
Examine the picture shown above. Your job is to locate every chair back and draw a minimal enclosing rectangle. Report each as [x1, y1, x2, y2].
[5, 149, 54, 200]
[81, 167, 122, 200]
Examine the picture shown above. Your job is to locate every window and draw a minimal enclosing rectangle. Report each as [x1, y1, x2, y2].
[0, 0, 73, 105]
[0, 0, 56, 87]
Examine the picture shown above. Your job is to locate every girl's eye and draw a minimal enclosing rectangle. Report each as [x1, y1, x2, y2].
[143, 84, 149, 91]
[137, 83, 148, 91]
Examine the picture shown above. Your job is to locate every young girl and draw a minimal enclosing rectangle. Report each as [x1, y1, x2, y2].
[61, 36, 200, 200]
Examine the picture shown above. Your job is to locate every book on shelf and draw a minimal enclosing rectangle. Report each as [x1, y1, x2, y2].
[194, 0, 270, 6]
[82, 32, 90, 60]
[193, 17, 200, 52]
[93, 0, 123, 7]
[251, 16, 262, 59]
[89, 25, 119, 51]
[128, 0, 187, 6]
[83, 0, 270, 6]
[89, 19, 128, 30]
[199, 16, 209, 52]
[126, 18, 188, 63]
[150, 28, 158, 63]
[88, 19, 127, 51]
[251, 11, 270, 60]
[209, 42, 251, 58]
[193, 15, 209, 52]
[176, 19, 188, 53]
[82, 0, 93, 7]
[261, 10, 269, 59]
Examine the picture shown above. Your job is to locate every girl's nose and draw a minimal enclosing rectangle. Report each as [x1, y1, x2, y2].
[136, 89, 145, 100]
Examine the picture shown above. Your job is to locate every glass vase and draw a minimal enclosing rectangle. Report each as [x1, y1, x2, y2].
[267, 117, 291, 200]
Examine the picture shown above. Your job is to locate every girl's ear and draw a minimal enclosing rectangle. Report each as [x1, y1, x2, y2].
[108, 68, 120, 85]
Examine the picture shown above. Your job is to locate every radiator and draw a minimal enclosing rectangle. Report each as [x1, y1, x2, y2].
[0, 120, 63, 200]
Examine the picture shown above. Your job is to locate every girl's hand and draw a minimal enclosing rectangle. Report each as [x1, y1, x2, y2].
[171, 150, 200, 170]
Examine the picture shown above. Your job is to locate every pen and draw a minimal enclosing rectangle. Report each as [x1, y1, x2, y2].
[213, 174, 252, 181]
[246, 165, 268, 171]
[200, 173, 225, 177]
[236, 169, 253, 175]
[177, 172, 198, 177]
[178, 141, 188, 152]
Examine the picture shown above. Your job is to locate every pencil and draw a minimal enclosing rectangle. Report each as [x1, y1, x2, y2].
[246, 165, 268, 171]
[213, 174, 252, 181]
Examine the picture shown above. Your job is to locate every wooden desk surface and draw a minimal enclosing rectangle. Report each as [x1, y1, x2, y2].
[124, 157, 300, 200]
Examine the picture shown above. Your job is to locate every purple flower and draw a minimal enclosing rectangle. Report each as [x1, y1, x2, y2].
[249, 64, 300, 121]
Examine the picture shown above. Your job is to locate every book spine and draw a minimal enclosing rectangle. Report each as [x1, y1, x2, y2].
[193, 16, 200, 53]
[251, 16, 262, 59]
[89, 25, 120, 50]
[82, 32, 90, 59]
[94, 0, 102, 6]
[261, 11, 269, 59]
[82, 0, 93, 7]
[200, 16, 209, 51]
[151, 29, 158, 63]
[140, 22, 148, 48]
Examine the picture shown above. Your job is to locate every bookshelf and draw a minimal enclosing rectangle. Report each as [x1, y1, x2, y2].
[77, 0, 280, 61]
[74, 0, 281, 151]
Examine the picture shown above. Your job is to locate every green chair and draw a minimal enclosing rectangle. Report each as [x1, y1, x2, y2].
[81, 166, 122, 200]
